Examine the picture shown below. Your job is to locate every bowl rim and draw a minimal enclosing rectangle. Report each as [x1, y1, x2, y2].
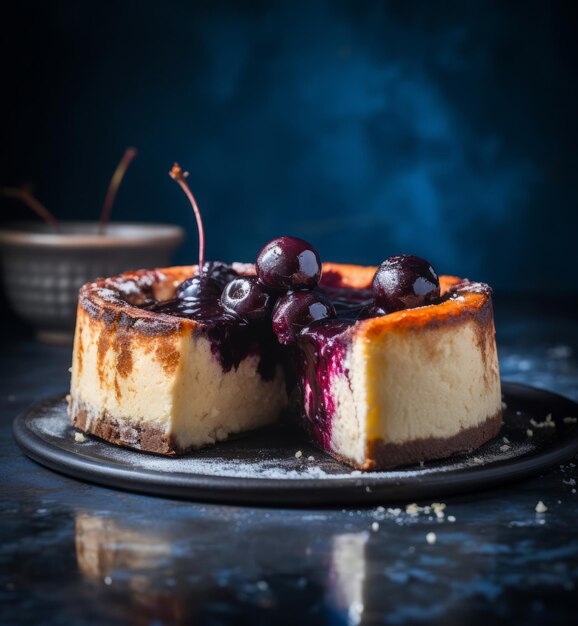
[0, 221, 185, 249]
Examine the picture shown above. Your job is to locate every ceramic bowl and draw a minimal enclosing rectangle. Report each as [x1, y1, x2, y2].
[0, 222, 185, 343]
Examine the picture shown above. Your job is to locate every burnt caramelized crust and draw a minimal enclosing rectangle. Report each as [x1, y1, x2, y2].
[76, 263, 254, 333]
[69, 263, 502, 469]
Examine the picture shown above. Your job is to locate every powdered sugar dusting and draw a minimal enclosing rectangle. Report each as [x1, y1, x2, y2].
[115, 452, 341, 480]
[30, 402, 72, 438]
[71, 441, 470, 480]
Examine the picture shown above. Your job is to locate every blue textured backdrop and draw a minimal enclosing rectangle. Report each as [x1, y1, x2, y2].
[3, 1, 577, 293]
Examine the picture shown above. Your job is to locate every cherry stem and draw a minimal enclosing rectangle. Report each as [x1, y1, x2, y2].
[98, 147, 138, 235]
[169, 163, 205, 277]
[0, 185, 60, 231]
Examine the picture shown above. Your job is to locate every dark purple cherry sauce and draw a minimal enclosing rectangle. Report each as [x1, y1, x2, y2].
[144, 263, 280, 380]
[289, 319, 353, 449]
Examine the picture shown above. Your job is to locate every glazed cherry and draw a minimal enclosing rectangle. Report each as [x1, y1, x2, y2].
[272, 291, 336, 345]
[221, 277, 275, 320]
[256, 237, 322, 292]
[176, 276, 222, 301]
[372, 254, 440, 312]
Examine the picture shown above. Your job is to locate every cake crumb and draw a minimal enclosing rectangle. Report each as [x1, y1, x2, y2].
[432, 502, 446, 519]
[526, 429, 533, 437]
[502, 401, 508, 410]
[256, 580, 268, 591]
[472, 457, 484, 465]
[500, 444, 511, 452]
[502, 436, 510, 444]
[365, 486, 372, 493]
[104, 576, 112, 585]
[307, 456, 315, 461]
[563, 417, 577, 424]
[371, 522, 379, 532]
[447, 515, 456, 522]
[376, 505, 385, 513]
[530, 414, 556, 429]
[572, 489, 576, 494]
[535, 501, 548, 513]
[426, 532, 437, 545]
[74, 432, 86, 443]
[294, 450, 302, 459]
[406, 503, 420, 516]
[563, 478, 576, 486]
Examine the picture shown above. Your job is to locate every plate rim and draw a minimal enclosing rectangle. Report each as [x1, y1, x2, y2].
[12, 382, 578, 505]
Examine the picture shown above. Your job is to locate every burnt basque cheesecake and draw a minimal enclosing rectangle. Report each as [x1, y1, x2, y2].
[69, 164, 501, 470]
[69, 258, 501, 470]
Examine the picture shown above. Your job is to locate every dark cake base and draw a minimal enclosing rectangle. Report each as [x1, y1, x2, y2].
[70, 399, 179, 456]
[362, 410, 503, 471]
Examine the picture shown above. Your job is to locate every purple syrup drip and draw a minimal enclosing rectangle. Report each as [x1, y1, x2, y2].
[289, 287, 375, 449]
[147, 295, 281, 380]
[292, 319, 353, 449]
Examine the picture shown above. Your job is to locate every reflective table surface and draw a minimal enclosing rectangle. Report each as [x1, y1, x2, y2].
[1, 298, 577, 625]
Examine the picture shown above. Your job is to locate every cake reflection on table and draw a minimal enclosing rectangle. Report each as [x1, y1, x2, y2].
[328, 531, 368, 625]
[73, 511, 335, 623]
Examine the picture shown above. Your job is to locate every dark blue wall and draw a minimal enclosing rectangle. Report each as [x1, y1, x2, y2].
[4, 1, 577, 293]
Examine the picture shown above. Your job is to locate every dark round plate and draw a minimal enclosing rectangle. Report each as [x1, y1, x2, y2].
[13, 382, 578, 505]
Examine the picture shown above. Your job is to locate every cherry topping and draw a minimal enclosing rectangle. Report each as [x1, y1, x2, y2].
[176, 276, 222, 301]
[272, 291, 336, 345]
[221, 277, 274, 320]
[372, 254, 440, 312]
[256, 237, 322, 292]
